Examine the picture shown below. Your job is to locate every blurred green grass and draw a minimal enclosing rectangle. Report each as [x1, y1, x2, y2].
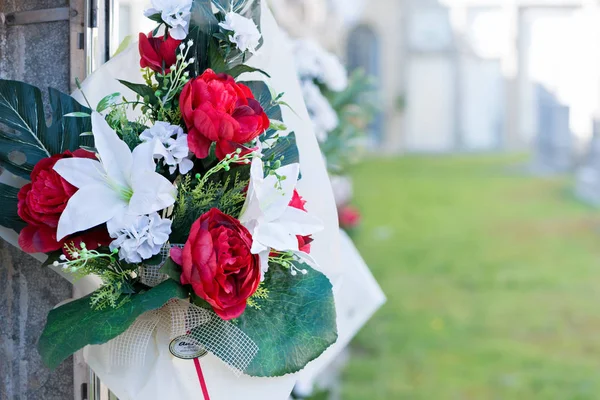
[342, 154, 600, 400]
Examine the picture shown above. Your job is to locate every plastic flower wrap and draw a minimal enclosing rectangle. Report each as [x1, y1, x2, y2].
[0, 1, 339, 398]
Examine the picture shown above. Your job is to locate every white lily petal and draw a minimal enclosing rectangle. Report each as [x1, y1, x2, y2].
[107, 209, 135, 237]
[293, 251, 319, 270]
[57, 183, 125, 240]
[256, 163, 300, 222]
[91, 112, 133, 188]
[258, 249, 270, 281]
[132, 139, 160, 174]
[250, 235, 269, 255]
[239, 158, 263, 221]
[254, 221, 300, 252]
[53, 158, 105, 188]
[279, 207, 324, 236]
[129, 171, 176, 215]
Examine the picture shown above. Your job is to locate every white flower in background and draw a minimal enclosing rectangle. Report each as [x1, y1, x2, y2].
[239, 157, 323, 279]
[319, 51, 349, 92]
[53, 113, 177, 240]
[144, 0, 193, 40]
[301, 80, 339, 142]
[110, 212, 172, 264]
[219, 12, 261, 53]
[293, 39, 348, 92]
[140, 122, 193, 174]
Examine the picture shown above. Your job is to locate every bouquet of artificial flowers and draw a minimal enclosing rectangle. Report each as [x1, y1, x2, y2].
[0, 0, 337, 397]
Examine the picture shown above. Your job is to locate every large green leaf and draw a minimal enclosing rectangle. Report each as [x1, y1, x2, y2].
[239, 80, 282, 122]
[38, 280, 187, 369]
[0, 183, 25, 232]
[0, 80, 92, 179]
[232, 263, 337, 377]
[240, 80, 284, 141]
[262, 131, 299, 167]
[189, 0, 220, 74]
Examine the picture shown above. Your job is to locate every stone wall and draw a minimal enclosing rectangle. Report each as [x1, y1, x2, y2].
[0, 0, 74, 399]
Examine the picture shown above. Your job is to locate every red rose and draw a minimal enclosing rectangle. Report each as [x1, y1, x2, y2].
[180, 69, 270, 159]
[173, 208, 261, 320]
[289, 190, 313, 254]
[17, 150, 111, 254]
[339, 205, 361, 230]
[139, 32, 181, 73]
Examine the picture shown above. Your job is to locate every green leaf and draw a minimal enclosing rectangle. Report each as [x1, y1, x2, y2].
[226, 263, 337, 377]
[0, 80, 93, 179]
[64, 112, 90, 118]
[117, 80, 158, 104]
[41, 251, 63, 268]
[38, 280, 188, 369]
[225, 65, 270, 79]
[113, 35, 134, 58]
[159, 257, 182, 282]
[269, 119, 286, 131]
[239, 81, 282, 138]
[96, 92, 120, 113]
[189, 0, 220, 74]
[0, 183, 25, 232]
[262, 132, 300, 167]
[207, 39, 228, 74]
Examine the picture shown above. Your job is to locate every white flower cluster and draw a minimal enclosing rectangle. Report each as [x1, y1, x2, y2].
[293, 39, 348, 92]
[301, 81, 339, 143]
[109, 213, 172, 264]
[144, 0, 193, 40]
[292, 39, 350, 142]
[141, 122, 193, 174]
[219, 12, 262, 54]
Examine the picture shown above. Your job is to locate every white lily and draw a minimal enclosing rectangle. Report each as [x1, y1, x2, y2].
[53, 113, 177, 240]
[239, 157, 323, 277]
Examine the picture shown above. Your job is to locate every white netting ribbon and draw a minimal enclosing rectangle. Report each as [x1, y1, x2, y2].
[107, 298, 259, 376]
[138, 245, 179, 288]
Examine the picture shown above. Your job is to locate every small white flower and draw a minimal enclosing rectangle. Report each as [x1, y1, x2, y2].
[109, 212, 172, 264]
[219, 12, 261, 54]
[144, 0, 193, 40]
[140, 122, 194, 175]
[301, 81, 339, 142]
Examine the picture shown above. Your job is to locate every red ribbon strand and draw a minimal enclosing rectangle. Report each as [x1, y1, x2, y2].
[194, 358, 211, 400]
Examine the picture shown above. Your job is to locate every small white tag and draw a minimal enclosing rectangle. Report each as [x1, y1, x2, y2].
[169, 336, 208, 359]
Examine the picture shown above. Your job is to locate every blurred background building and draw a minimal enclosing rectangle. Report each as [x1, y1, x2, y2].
[268, 0, 600, 158]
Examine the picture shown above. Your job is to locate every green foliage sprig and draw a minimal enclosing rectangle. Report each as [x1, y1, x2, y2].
[155, 40, 194, 120]
[171, 150, 253, 242]
[247, 283, 269, 310]
[269, 251, 309, 276]
[54, 242, 137, 310]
